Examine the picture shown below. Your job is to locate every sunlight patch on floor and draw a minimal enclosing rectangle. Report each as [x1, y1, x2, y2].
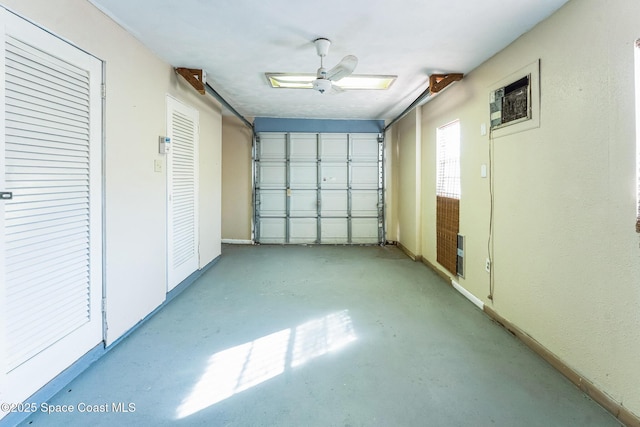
[292, 310, 357, 367]
[175, 310, 356, 419]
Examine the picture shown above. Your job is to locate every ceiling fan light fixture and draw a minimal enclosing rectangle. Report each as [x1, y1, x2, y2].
[266, 73, 397, 90]
[334, 75, 396, 90]
[266, 74, 314, 89]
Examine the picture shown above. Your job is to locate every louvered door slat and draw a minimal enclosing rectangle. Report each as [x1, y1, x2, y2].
[6, 210, 88, 228]
[6, 235, 88, 263]
[7, 127, 90, 148]
[7, 309, 89, 368]
[7, 208, 86, 227]
[6, 37, 89, 84]
[6, 218, 88, 243]
[6, 228, 88, 253]
[6, 58, 89, 101]
[5, 112, 89, 137]
[7, 274, 88, 314]
[7, 92, 89, 119]
[6, 251, 89, 285]
[6, 200, 89, 217]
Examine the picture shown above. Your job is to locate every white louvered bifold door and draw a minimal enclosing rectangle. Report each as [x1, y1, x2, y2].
[166, 97, 199, 291]
[0, 8, 103, 411]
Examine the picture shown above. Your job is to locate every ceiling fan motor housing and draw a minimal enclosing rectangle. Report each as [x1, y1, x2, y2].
[313, 78, 332, 93]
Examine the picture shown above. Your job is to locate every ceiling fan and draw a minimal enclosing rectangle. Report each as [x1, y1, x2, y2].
[310, 38, 357, 94]
[265, 38, 397, 92]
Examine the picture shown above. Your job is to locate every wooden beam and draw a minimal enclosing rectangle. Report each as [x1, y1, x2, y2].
[429, 73, 463, 93]
[175, 67, 205, 95]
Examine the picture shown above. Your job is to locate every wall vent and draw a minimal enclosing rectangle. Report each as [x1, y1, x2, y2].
[456, 234, 465, 278]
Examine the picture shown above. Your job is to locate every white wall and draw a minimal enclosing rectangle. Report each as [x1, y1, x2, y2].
[392, 0, 640, 418]
[2, 0, 223, 344]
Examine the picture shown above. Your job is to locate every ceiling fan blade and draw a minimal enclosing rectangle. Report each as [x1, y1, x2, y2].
[331, 84, 345, 94]
[326, 55, 358, 81]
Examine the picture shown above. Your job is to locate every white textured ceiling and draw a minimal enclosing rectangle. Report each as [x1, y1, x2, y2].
[89, 0, 568, 121]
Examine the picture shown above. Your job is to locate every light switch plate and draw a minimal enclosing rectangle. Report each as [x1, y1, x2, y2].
[154, 159, 163, 173]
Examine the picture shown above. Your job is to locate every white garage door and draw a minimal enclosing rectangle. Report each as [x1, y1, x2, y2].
[255, 132, 383, 244]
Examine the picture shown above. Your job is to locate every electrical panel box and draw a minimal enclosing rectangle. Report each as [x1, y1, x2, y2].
[490, 74, 531, 130]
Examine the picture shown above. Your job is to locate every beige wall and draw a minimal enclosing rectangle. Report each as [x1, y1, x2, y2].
[2, 0, 223, 344]
[392, 0, 640, 417]
[392, 110, 421, 257]
[222, 115, 253, 241]
[384, 127, 398, 242]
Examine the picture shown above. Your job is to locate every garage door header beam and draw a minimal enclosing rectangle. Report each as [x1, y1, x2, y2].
[254, 117, 384, 134]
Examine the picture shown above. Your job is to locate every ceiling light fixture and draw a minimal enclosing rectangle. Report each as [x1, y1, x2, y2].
[266, 73, 396, 90]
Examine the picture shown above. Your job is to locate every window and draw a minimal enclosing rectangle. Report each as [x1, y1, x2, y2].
[436, 120, 461, 199]
[436, 120, 461, 276]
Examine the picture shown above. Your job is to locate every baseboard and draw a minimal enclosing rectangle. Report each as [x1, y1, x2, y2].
[483, 306, 640, 427]
[415, 257, 639, 426]
[0, 344, 104, 427]
[0, 255, 221, 427]
[420, 256, 452, 283]
[396, 241, 419, 261]
[105, 255, 220, 349]
[451, 280, 484, 310]
[221, 239, 253, 245]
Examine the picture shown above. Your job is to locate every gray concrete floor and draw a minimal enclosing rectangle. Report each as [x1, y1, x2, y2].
[21, 244, 620, 426]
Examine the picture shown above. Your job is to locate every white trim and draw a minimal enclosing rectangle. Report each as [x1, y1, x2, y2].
[221, 239, 253, 245]
[452, 280, 484, 310]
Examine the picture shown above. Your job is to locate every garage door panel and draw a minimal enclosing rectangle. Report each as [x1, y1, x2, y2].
[290, 133, 317, 160]
[258, 162, 286, 188]
[351, 134, 379, 162]
[352, 218, 379, 244]
[351, 190, 379, 217]
[290, 190, 317, 217]
[258, 133, 286, 160]
[321, 218, 348, 243]
[321, 163, 348, 189]
[351, 163, 379, 189]
[258, 190, 286, 216]
[259, 218, 286, 243]
[290, 162, 317, 188]
[290, 218, 316, 244]
[321, 190, 347, 217]
[320, 134, 348, 161]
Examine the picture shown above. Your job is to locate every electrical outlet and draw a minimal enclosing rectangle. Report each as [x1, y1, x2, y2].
[485, 258, 491, 273]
